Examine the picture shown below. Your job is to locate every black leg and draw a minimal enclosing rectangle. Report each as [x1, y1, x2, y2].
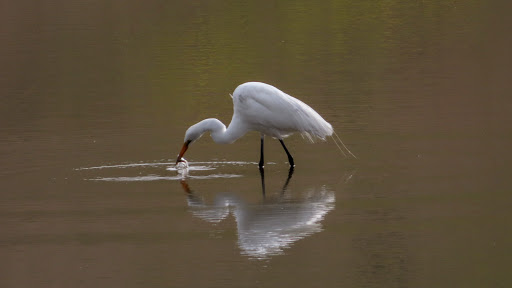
[281, 166, 294, 192]
[279, 139, 295, 167]
[259, 135, 264, 168]
[259, 166, 265, 197]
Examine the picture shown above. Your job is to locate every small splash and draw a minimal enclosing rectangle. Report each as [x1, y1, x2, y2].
[175, 158, 189, 170]
[165, 165, 215, 172]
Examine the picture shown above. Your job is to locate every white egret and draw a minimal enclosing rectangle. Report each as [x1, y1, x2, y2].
[175, 82, 355, 168]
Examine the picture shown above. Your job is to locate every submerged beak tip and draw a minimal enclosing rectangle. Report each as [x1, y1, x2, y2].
[175, 141, 190, 165]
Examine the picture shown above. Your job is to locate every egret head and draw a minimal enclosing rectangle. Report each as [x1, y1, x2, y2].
[175, 123, 206, 164]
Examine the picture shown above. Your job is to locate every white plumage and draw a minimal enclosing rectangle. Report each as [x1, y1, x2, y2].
[231, 82, 333, 142]
[176, 82, 353, 168]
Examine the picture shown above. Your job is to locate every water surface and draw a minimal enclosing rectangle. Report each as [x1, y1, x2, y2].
[1, 1, 511, 287]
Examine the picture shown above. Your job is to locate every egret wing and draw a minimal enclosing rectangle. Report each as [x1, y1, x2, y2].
[232, 82, 332, 141]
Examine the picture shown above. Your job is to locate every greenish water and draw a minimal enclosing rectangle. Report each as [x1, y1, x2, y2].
[1, 1, 511, 287]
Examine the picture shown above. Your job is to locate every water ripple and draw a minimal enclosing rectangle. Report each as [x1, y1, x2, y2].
[77, 160, 249, 182]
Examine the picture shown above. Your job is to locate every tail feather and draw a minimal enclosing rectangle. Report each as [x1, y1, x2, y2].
[332, 131, 357, 159]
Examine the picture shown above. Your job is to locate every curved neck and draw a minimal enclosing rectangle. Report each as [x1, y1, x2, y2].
[195, 118, 247, 144]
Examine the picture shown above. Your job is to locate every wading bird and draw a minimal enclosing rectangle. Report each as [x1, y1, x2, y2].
[175, 82, 355, 168]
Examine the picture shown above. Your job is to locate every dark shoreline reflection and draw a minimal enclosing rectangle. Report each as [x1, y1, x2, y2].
[180, 169, 352, 259]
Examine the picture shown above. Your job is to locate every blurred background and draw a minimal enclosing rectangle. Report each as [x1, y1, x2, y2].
[1, 1, 511, 287]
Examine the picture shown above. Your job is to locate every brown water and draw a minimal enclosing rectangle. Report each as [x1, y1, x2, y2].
[1, 1, 511, 287]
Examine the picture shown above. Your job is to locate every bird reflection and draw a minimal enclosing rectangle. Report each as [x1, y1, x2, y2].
[180, 168, 338, 259]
